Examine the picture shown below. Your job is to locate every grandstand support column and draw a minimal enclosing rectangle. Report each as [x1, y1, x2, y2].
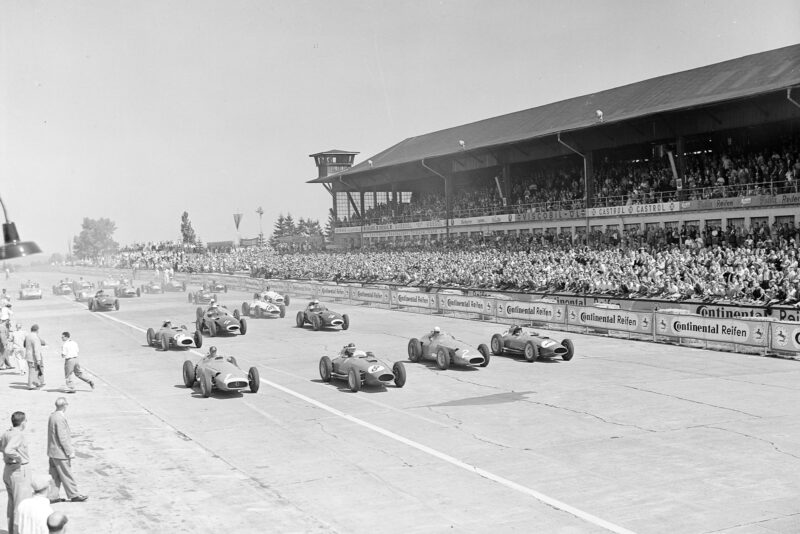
[676, 136, 686, 201]
[421, 158, 450, 237]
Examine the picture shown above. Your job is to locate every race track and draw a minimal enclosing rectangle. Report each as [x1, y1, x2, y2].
[2, 271, 800, 534]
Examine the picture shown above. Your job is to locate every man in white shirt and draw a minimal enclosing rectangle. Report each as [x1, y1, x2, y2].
[15, 474, 53, 534]
[60, 333, 94, 393]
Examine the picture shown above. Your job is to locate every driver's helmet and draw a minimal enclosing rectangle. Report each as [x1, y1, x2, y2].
[310, 299, 319, 308]
[207, 346, 217, 357]
[163, 320, 172, 328]
[432, 326, 441, 335]
[344, 342, 356, 356]
[96, 289, 104, 296]
[209, 300, 218, 309]
[264, 285, 270, 291]
[510, 325, 522, 335]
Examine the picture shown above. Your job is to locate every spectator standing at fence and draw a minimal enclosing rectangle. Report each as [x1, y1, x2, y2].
[2, 411, 31, 534]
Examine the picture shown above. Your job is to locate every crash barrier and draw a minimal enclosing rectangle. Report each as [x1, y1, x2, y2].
[55, 267, 798, 356]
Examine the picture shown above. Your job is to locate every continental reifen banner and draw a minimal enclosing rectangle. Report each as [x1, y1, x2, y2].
[317, 284, 351, 300]
[567, 306, 653, 334]
[495, 300, 567, 324]
[769, 322, 800, 352]
[351, 287, 390, 304]
[390, 290, 435, 309]
[655, 312, 769, 347]
[437, 294, 493, 315]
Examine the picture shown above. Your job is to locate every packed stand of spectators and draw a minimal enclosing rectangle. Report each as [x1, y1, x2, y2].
[111, 242, 277, 274]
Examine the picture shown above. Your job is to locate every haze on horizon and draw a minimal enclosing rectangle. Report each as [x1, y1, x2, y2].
[1, 0, 798, 258]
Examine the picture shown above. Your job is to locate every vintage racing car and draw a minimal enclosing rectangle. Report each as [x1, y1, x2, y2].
[319, 344, 406, 392]
[490, 325, 574, 362]
[71, 279, 94, 293]
[253, 289, 290, 307]
[74, 288, 94, 303]
[241, 295, 285, 318]
[99, 276, 122, 290]
[88, 290, 119, 311]
[52, 281, 73, 296]
[195, 304, 247, 336]
[140, 280, 165, 294]
[188, 288, 217, 305]
[182, 350, 259, 397]
[164, 279, 187, 292]
[19, 281, 43, 300]
[407, 328, 490, 369]
[295, 300, 349, 331]
[146, 321, 203, 351]
[114, 280, 141, 298]
[203, 280, 228, 293]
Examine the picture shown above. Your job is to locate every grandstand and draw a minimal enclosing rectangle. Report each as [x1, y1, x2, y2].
[308, 44, 800, 251]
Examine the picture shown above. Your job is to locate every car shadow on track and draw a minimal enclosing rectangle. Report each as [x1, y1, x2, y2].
[309, 378, 398, 394]
[173, 384, 253, 400]
[411, 361, 482, 372]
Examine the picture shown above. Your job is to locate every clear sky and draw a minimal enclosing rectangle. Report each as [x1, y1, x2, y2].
[1, 0, 798, 257]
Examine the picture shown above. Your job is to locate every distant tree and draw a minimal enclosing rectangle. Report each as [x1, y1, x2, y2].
[283, 214, 296, 235]
[273, 214, 286, 238]
[180, 211, 196, 244]
[73, 217, 119, 259]
[49, 253, 65, 264]
[324, 208, 335, 238]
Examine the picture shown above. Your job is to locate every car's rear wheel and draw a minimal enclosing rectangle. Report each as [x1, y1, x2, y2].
[146, 328, 155, 347]
[114, 299, 120, 311]
[561, 339, 574, 361]
[199, 372, 212, 398]
[491, 334, 504, 355]
[407, 338, 422, 362]
[342, 314, 350, 331]
[242, 302, 250, 316]
[193, 330, 203, 348]
[311, 315, 321, 331]
[248, 367, 260, 393]
[347, 368, 361, 392]
[393, 362, 406, 388]
[435, 347, 450, 370]
[284, 295, 291, 306]
[279, 304, 286, 318]
[182, 360, 196, 388]
[195, 307, 204, 320]
[239, 317, 247, 335]
[160, 334, 169, 352]
[524, 341, 538, 363]
[295, 311, 305, 328]
[319, 356, 332, 382]
[478, 344, 491, 367]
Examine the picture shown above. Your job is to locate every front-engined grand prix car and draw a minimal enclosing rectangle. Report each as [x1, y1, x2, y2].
[319, 345, 406, 392]
[407, 329, 490, 370]
[19, 281, 43, 300]
[203, 280, 228, 293]
[88, 290, 119, 312]
[189, 288, 217, 305]
[52, 281, 73, 296]
[182, 352, 259, 397]
[71, 279, 94, 293]
[164, 279, 186, 292]
[146, 321, 203, 351]
[253, 289, 290, 307]
[74, 289, 94, 303]
[490, 325, 574, 362]
[99, 277, 122, 290]
[295, 301, 349, 331]
[241, 296, 285, 319]
[114, 281, 141, 298]
[140, 280, 164, 294]
[196, 305, 247, 336]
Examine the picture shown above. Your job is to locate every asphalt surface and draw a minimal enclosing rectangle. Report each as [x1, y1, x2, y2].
[1, 271, 799, 533]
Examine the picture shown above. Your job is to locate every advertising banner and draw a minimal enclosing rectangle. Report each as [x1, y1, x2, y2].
[390, 290, 435, 309]
[495, 300, 567, 324]
[333, 226, 362, 234]
[317, 284, 351, 300]
[655, 312, 769, 347]
[515, 209, 585, 222]
[290, 282, 315, 297]
[567, 306, 653, 334]
[769, 322, 800, 352]
[437, 294, 493, 315]
[587, 202, 679, 217]
[451, 214, 515, 226]
[351, 287, 390, 304]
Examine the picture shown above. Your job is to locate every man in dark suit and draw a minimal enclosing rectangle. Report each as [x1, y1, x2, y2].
[46, 398, 87, 503]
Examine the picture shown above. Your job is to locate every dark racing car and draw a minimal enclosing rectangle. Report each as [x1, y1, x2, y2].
[407, 327, 490, 369]
[188, 288, 217, 305]
[319, 343, 406, 392]
[52, 281, 73, 296]
[295, 300, 349, 331]
[203, 280, 228, 293]
[196, 304, 247, 336]
[114, 280, 141, 298]
[140, 280, 165, 294]
[490, 325, 574, 362]
[88, 290, 119, 312]
[164, 279, 187, 292]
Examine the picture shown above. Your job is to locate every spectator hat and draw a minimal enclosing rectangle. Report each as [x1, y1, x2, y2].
[31, 474, 51, 493]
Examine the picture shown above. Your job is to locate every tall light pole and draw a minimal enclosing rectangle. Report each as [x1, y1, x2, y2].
[256, 206, 264, 245]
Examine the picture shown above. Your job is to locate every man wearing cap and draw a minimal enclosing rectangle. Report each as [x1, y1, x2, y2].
[16, 474, 53, 534]
[60, 333, 93, 393]
[24, 325, 46, 390]
[47, 398, 87, 504]
[1, 411, 31, 534]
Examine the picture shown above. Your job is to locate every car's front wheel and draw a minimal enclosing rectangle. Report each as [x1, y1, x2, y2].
[524, 341, 538, 363]
[561, 339, 574, 361]
[199, 372, 212, 398]
[248, 367, 260, 393]
[347, 368, 361, 392]
[393, 362, 406, 388]
[182, 360, 196, 388]
[407, 338, 422, 362]
[319, 356, 332, 382]
[478, 344, 491, 367]
[193, 330, 203, 348]
[491, 334, 504, 355]
[295, 311, 305, 328]
[435, 347, 450, 370]
[341, 314, 350, 331]
[146, 328, 155, 347]
[160, 334, 169, 352]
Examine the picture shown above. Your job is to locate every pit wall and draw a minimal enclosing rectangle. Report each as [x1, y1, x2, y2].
[56, 267, 799, 357]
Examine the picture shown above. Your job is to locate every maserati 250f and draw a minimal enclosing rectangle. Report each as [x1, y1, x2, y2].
[319, 344, 406, 392]
[182, 351, 259, 398]
[490, 325, 574, 362]
[407, 328, 490, 369]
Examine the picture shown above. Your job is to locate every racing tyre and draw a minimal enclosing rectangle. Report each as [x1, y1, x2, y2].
[233, 309, 240, 320]
[310, 315, 321, 331]
[478, 343, 491, 367]
[342, 314, 350, 331]
[114, 299, 120, 311]
[88, 300, 94, 311]
[248, 367, 260, 393]
[193, 330, 203, 348]
[199, 372, 212, 398]
[435, 347, 450, 370]
[407, 338, 422, 362]
[393, 362, 406, 388]
[524, 341, 538, 363]
[182, 360, 196, 388]
[279, 304, 286, 318]
[196, 319, 204, 334]
[242, 302, 250, 316]
[347, 368, 361, 392]
[146, 328, 155, 347]
[160, 334, 169, 352]
[295, 311, 305, 328]
[561, 339, 575, 361]
[136, 288, 141, 297]
[490, 334, 504, 355]
[319, 356, 332, 382]
[208, 321, 217, 337]
[284, 295, 290, 306]
[196, 307, 204, 321]
[239, 317, 247, 335]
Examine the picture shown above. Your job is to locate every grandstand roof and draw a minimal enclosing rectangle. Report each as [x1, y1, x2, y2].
[309, 149, 360, 157]
[309, 44, 800, 184]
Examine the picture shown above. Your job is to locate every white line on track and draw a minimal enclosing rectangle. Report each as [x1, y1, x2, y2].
[83, 301, 637, 534]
